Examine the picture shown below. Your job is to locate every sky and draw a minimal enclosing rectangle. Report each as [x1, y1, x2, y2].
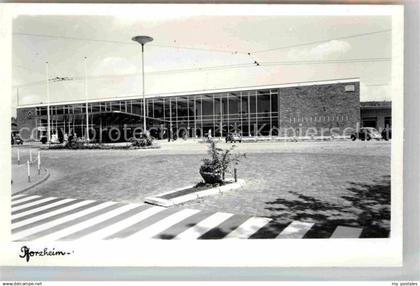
[11, 5, 392, 116]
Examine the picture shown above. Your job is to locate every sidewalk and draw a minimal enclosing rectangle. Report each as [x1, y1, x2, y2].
[11, 161, 49, 195]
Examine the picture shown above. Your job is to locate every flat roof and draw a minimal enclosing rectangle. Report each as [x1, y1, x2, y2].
[17, 77, 360, 109]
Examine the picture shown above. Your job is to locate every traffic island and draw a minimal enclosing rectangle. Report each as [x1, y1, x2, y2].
[40, 142, 161, 150]
[144, 178, 245, 207]
[11, 165, 50, 195]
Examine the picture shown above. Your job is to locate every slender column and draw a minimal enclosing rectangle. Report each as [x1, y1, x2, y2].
[169, 98, 172, 135]
[84, 57, 89, 141]
[62, 106, 65, 135]
[163, 98, 166, 121]
[227, 93, 230, 134]
[278, 89, 281, 131]
[240, 92, 243, 135]
[100, 117, 103, 143]
[175, 97, 178, 130]
[193, 96, 197, 137]
[187, 96, 190, 131]
[212, 94, 215, 136]
[248, 92, 251, 136]
[35, 116, 38, 138]
[269, 90, 273, 134]
[55, 107, 58, 132]
[255, 92, 258, 136]
[200, 95, 203, 136]
[219, 96, 223, 138]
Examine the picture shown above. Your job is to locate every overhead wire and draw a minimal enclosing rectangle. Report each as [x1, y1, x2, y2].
[13, 57, 391, 88]
[13, 32, 248, 55]
[13, 28, 391, 55]
[251, 29, 392, 54]
[13, 29, 392, 90]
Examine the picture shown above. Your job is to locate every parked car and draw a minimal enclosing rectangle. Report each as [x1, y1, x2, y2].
[225, 132, 242, 143]
[11, 134, 23, 145]
[40, 135, 48, 144]
[350, 127, 382, 141]
[381, 127, 392, 140]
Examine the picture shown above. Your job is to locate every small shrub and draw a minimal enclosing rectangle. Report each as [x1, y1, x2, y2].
[199, 140, 245, 184]
[130, 136, 153, 147]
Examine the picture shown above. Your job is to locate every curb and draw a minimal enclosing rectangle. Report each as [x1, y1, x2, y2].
[39, 144, 161, 150]
[198, 137, 350, 143]
[145, 179, 245, 207]
[12, 167, 50, 195]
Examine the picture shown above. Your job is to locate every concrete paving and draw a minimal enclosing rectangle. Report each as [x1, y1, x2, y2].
[10, 140, 391, 238]
[11, 148, 49, 195]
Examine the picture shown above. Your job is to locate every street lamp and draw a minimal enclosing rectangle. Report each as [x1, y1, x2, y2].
[84, 57, 89, 141]
[132, 35, 153, 133]
[45, 61, 51, 143]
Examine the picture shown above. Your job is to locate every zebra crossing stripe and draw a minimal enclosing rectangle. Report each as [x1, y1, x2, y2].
[276, 221, 314, 239]
[12, 200, 92, 224]
[127, 209, 201, 239]
[58, 205, 150, 241]
[12, 200, 95, 230]
[83, 206, 165, 240]
[11, 197, 51, 209]
[249, 221, 291, 239]
[12, 197, 58, 212]
[331, 226, 363, 238]
[153, 211, 213, 239]
[12, 196, 51, 208]
[199, 215, 251, 239]
[12, 198, 78, 221]
[105, 207, 181, 239]
[20, 203, 123, 241]
[13, 202, 117, 241]
[9, 195, 366, 240]
[175, 212, 234, 240]
[224, 217, 272, 239]
[12, 198, 65, 216]
[11, 194, 27, 200]
[11, 195, 41, 205]
[37, 204, 142, 241]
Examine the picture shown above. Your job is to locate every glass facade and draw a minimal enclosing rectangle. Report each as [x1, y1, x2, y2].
[33, 88, 281, 142]
[22, 81, 359, 142]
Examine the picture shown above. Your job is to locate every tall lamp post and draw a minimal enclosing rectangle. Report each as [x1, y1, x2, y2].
[132, 35, 153, 133]
[45, 61, 51, 143]
[84, 56, 89, 141]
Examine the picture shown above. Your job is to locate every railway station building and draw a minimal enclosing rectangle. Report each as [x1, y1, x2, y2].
[16, 78, 361, 142]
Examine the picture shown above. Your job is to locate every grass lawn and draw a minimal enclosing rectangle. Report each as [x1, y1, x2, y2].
[14, 140, 391, 238]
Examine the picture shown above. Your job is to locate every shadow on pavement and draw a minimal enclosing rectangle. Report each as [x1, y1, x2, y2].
[264, 175, 391, 238]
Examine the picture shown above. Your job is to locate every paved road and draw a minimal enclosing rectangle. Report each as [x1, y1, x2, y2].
[11, 193, 363, 241]
[11, 140, 390, 236]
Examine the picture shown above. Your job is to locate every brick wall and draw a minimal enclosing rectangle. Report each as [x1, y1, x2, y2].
[278, 81, 360, 136]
